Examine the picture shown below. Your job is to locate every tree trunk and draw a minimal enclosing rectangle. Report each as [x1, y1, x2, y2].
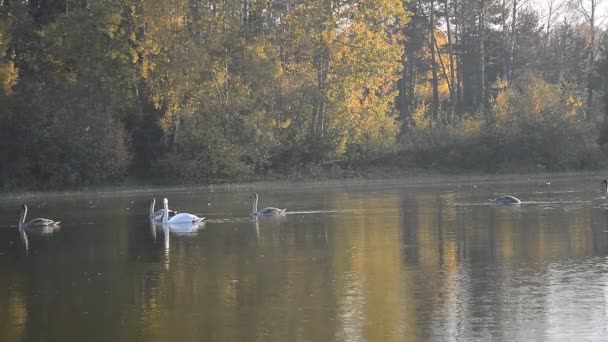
[444, 0, 456, 117]
[172, 115, 181, 152]
[479, 0, 487, 115]
[429, 0, 440, 121]
[454, 2, 463, 117]
[434, 37, 453, 108]
[587, 0, 596, 111]
[502, 0, 508, 78]
[508, 0, 518, 81]
[546, 0, 554, 38]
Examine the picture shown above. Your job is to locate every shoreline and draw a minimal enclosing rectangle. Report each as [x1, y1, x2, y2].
[1, 168, 605, 202]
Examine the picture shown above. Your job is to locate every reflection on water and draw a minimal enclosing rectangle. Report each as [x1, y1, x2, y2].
[17, 220, 61, 254]
[1, 175, 608, 341]
[18, 229, 29, 255]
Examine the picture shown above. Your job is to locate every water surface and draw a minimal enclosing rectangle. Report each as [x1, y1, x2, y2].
[1, 174, 608, 341]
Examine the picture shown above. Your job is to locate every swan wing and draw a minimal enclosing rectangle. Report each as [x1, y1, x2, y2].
[258, 207, 286, 216]
[489, 196, 521, 204]
[153, 209, 177, 222]
[25, 218, 60, 227]
[167, 213, 205, 224]
[25, 224, 61, 235]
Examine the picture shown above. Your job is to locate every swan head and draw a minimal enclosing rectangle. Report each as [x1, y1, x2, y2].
[163, 198, 169, 206]
[602, 180, 607, 185]
[21, 204, 27, 210]
[249, 193, 259, 200]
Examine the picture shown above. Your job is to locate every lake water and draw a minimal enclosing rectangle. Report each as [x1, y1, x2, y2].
[1, 174, 608, 341]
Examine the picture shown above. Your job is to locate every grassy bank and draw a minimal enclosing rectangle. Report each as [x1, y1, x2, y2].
[2, 161, 606, 202]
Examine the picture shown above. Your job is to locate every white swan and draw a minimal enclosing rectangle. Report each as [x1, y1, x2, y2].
[150, 198, 177, 223]
[162, 198, 204, 224]
[489, 195, 521, 204]
[250, 192, 286, 216]
[19, 204, 60, 229]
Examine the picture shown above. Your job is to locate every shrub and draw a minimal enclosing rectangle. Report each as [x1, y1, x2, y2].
[401, 74, 604, 171]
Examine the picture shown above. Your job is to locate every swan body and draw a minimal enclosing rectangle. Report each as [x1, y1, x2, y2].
[19, 204, 60, 230]
[150, 198, 177, 223]
[489, 196, 521, 204]
[162, 198, 204, 224]
[163, 223, 200, 236]
[250, 192, 286, 216]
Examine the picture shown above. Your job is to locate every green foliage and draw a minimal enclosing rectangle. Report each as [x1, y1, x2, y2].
[598, 35, 608, 145]
[404, 75, 603, 171]
[2, 5, 131, 189]
[0, 0, 607, 190]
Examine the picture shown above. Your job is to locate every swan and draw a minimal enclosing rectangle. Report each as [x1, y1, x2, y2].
[162, 198, 204, 224]
[489, 196, 521, 204]
[19, 204, 60, 229]
[150, 198, 177, 223]
[250, 192, 286, 216]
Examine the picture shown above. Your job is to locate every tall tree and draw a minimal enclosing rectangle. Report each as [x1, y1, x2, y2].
[429, 0, 440, 120]
[569, 0, 607, 111]
[479, 0, 487, 114]
[542, 21, 588, 85]
[598, 34, 608, 144]
[443, 0, 456, 116]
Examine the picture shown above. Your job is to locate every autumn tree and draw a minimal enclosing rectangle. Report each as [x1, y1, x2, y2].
[569, 0, 606, 111]
[598, 34, 608, 144]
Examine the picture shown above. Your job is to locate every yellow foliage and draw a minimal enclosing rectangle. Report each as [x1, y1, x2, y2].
[564, 96, 583, 119]
[411, 103, 430, 128]
[491, 73, 585, 128]
[280, 118, 292, 129]
[130, 48, 139, 64]
[459, 116, 483, 136]
[0, 61, 19, 94]
[414, 29, 456, 102]
[492, 86, 509, 122]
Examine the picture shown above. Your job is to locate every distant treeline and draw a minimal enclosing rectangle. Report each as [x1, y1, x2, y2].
[0, 0, 607, 189]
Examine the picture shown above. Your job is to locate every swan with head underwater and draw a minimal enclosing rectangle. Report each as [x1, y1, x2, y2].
[250, 192, 286, 216]
[18, 204, 61, 230]
[161, 198, 204, 224]
[149, 198, 178, 223]
[489, 195, 521, 204]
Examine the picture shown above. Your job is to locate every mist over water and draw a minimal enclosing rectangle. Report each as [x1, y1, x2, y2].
[1, 174, 608, 341]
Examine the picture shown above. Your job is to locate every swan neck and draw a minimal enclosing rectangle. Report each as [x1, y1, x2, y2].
[19, 206, 26, 228]
[163, 200, 169, 223]
[150, 199, 155, 217]
[252, 196, 258, 214]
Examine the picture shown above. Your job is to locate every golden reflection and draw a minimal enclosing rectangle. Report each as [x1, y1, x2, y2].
[0, 280, 27, 341]
[329, 192, 405, 342]
[414, 192, 441, 270]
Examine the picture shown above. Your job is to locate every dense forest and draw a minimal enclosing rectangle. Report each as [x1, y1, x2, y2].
[0, 0, 607, 189]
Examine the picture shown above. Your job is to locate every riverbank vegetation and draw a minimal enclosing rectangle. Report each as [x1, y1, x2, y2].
[0, 0, 607, 189]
